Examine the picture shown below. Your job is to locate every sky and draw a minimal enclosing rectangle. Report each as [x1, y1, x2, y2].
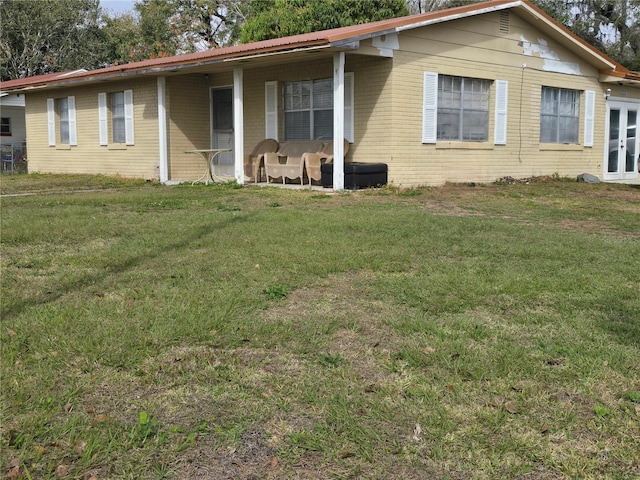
[100, 0, 136, 16]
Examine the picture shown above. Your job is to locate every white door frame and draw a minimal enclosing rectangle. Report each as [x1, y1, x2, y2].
[604, 98, 639, 181]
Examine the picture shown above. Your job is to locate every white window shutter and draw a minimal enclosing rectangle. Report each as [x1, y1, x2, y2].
[47, 98, 56, 146]
[265, 81, 278, 140]
[422, 72, 438, 143]
[68, 96, 77, 146]
[344, 72, 354, 143]
[98, 93, 108, 145]
[124, 89, 134, 145]
[494, 80, 508, 145]
[584, 90, 595, 147]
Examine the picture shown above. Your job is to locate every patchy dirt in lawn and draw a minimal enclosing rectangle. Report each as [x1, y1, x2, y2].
[174, 426, 282, 479]
[554, 218, 637, 236]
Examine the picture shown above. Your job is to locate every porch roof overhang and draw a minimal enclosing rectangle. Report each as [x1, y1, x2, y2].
[599, 70, 640, 87]
[1, 0, 634, 94]
[0, 44, 349, 94]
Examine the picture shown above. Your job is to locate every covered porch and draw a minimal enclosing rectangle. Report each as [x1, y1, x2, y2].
[160, 39, 394, 190]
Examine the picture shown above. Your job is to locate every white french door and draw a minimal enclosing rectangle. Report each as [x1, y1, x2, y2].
[605, 101, 639, 181]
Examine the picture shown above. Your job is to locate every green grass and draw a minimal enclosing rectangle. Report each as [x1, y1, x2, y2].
[1, 175, 639, 479]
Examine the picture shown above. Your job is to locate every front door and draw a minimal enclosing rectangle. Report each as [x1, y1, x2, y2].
[605, 101, 639, 181]
[210, 87, 234, 177]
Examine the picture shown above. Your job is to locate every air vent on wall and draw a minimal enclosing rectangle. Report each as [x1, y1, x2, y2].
[499, 11, 510, 34]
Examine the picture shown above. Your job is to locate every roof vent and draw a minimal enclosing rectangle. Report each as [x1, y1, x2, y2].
[499, 11, 510, 34]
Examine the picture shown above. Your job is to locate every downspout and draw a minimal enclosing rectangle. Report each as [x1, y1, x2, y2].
[157, 76, 169, 182]
[333, 52, 345, 191]
[233, 67, 245, 184]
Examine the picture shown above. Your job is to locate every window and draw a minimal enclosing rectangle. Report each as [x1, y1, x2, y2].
[0, 117, 10, 136]
[274, 73, 353, 142]
[98, 90, 134, 146]
[47, 96, 76, 146]
[423, 72, 505, 144]
[111, 92, 125, 144]
[437, 75, 490, 141]
[59, 98, 70, 144]
[284, 78, 333, 140]
[540, 87, 580, 144]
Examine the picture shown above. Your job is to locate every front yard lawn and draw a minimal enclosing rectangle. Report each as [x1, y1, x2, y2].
[1, 176, 639, 479]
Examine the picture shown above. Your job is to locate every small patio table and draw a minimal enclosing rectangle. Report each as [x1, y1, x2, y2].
[185, 148, 232, 184]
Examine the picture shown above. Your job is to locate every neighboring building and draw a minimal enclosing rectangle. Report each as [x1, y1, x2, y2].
[1, 0, 638, 187]
[0, 93, 27, 171]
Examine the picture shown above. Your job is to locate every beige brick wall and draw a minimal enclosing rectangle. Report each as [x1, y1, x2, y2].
[166, 74, 211, 181]
[348, 56, 394, 167]
[379, 11, 612, 186]
[25, 78, 160, 179]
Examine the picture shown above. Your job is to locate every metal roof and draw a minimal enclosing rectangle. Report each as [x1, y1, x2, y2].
[0, 0, 635, 93]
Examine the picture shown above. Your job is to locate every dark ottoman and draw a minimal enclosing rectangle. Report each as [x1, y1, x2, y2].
[321, 162, 388, 189]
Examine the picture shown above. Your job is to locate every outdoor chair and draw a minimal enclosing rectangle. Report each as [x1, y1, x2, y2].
[264, 140, 324, 184]
[244, 138, 278, 183]
[302, 139, 350, 186]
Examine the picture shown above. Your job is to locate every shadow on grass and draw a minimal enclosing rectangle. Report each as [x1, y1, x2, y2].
[1, 213, 251, 321]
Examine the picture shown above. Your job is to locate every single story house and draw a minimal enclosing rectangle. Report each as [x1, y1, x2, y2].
[1, 0, 639, 188]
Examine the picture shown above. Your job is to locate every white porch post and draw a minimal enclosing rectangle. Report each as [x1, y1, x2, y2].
[157, 76, 169, 182]
[233, 67, 245, 184]
[333, 52, 345, 191]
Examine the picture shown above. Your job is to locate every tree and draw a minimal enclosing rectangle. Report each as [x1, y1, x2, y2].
[406, 0, 460, 13]
[552, 0, 640, 70]
[118, 0, 245, 60]
[0, 0, 108, 80]
[239, 0, 408, 43]
[101, 13, 144, 65]
[171, 0, 246, 49]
